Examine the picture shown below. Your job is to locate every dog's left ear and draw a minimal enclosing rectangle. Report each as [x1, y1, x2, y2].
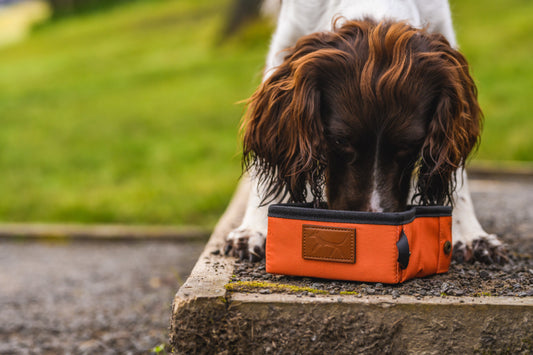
[416, 34, 482, 205]
[241, 34, 345, 204]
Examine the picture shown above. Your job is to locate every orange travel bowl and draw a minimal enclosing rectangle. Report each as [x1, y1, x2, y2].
[266, 204, 453, 284]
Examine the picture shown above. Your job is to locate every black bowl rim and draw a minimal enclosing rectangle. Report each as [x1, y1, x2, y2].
[268, 203, 452, 226]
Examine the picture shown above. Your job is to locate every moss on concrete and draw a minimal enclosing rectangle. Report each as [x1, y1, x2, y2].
[225, 280, 329, 295]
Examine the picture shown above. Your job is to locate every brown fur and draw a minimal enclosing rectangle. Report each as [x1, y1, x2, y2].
[242, 19, 481, 211]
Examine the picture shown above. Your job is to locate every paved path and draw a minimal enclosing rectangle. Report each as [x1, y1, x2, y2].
[0, 240, 204, 354]
[469, 177, 533, 253]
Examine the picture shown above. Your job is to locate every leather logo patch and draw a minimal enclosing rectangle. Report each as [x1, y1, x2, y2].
[302, 225, 355, 263]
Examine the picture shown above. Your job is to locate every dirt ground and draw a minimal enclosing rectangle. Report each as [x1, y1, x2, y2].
[231, 177, 533, 298]
[0, 240, 204, 354]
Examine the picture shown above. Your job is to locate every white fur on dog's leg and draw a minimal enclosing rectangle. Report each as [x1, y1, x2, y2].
[225, 173, 269, 262]
[452, 169, 507, 263]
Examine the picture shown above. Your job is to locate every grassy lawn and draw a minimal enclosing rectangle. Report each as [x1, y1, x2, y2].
[451, 0, 533, 161]
[0, 0, 530, 225]
[0, 0, 271, 225]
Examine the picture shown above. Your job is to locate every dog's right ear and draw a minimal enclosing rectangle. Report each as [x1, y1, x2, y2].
[242, 34, 343, 204]
[415, 33, 482, 206]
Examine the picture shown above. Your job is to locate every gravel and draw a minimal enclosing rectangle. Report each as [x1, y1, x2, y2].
[231, 254, 533, 298]
[0, 240, 204, 354]
[230, 178, 533, 298]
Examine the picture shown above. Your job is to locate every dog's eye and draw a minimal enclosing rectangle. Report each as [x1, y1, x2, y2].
[331, 137, 356, 159]
[334, 138, 350, 146]
[333, 138, 354, 155]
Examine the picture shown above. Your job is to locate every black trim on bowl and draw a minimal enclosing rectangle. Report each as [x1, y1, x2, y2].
[268, 203, 452, 225]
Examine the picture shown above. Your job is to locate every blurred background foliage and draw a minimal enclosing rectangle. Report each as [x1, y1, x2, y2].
[0, 0, 531, 225]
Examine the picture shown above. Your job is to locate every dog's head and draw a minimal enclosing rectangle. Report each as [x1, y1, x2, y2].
[242, 19, 481, 212]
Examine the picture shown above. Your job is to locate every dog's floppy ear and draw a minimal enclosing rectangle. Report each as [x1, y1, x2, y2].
[416, 34, 482, 205]
[242, 34, 342, 204]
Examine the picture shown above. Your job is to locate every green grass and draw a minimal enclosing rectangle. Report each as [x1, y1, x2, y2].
[451, 0, 533, 161]
[0, 0, 531, 224]
[0, 0, 271, 225]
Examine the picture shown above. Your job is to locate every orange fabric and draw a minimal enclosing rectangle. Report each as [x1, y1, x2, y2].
[266, 214, 452, 284]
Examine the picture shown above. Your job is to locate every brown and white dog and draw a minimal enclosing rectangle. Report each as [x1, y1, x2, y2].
[225, 0, 506, 264]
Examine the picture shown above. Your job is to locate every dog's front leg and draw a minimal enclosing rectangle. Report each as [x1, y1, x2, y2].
[224, 2, 308, 262]
[452, 169, 508, 263]
[224, 173, 271, 262]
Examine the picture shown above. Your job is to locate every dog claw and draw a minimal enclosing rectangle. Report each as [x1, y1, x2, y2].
[452, 241, 467, 263]
[224, 242, 233, 256]
[490, 244, 509, 265]
[249, 245, 263, 262]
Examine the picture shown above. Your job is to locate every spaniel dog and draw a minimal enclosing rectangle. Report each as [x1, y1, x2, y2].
[225, 0, 506, 264]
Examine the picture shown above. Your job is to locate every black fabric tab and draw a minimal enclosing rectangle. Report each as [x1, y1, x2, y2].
[397, 229, 410, 269]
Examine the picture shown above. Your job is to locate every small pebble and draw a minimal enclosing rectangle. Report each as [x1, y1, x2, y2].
[440, 282, 452, 293]
[479, 270, 490, 280]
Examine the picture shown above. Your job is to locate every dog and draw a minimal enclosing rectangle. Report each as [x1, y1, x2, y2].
[225, 0, 506, 264]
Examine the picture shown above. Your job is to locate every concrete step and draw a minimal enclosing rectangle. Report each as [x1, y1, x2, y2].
[170, 175, 533, 354]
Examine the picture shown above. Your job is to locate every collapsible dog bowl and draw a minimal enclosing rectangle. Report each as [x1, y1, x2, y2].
[266, 204, 453, 284]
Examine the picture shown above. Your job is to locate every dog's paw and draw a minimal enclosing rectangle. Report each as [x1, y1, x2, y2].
[224, 227, 266, 262]
[452, 234, 508, 265]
